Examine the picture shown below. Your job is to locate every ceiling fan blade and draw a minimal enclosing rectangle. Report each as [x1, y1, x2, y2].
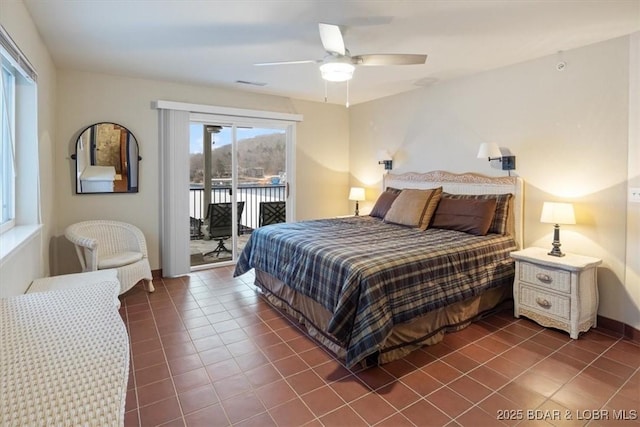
[318, 23, 345, 56]
[353, 54, 427, 66]
[254, 59, 319, 66]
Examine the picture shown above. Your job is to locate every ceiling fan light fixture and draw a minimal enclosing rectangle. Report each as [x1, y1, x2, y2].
[320, 61, 355, 82]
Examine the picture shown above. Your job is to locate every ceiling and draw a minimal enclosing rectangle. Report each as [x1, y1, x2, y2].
[23, 0, 640, 106]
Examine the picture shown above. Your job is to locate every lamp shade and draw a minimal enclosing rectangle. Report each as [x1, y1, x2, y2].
[540, 202, 576, 225]
[477, 142, 502, 159]
[320, 62, 355, 82]
[348, 187, 365, 201]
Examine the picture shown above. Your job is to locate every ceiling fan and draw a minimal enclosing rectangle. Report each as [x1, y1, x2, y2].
[255, 23, 427, 83]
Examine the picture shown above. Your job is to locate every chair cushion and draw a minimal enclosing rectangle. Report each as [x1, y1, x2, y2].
[98, 251, 143, 269]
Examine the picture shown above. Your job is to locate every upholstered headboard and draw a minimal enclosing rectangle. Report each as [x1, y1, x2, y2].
[383, 171, 524, 249]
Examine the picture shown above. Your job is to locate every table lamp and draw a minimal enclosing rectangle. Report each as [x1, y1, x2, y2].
[540, 202, 576, 257]
[349, 187, 365, 216]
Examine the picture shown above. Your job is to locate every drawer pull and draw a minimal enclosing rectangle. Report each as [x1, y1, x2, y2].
[536, 297, 552, 309]
[536, 273, 553, 284]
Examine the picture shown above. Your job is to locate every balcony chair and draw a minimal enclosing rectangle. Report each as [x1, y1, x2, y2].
[259, 201, 286, 227]
[65, 220, 155, 294]
[190, 216, 203, 240]
[204, 202, 245, 257]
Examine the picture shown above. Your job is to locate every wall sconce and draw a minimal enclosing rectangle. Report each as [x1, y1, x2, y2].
[348, 187, 365, 216]
[477, 142, 516, 171]
[540, 202, 576, 257]
[377, 149, 393, 170]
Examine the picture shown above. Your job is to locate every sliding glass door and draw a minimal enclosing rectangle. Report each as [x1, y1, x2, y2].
[189, 116, 291, 269]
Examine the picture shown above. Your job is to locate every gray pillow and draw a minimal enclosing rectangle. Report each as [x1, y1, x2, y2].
[370, 190, 400, 219]
[441, 192, 512, 235]
[431, 197, 497, 236]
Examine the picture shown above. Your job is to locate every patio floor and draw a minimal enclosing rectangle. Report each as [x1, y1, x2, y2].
[190, 233, 251, 267]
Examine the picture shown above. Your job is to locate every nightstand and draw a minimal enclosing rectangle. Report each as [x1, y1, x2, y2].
[511, 247, 602, 339]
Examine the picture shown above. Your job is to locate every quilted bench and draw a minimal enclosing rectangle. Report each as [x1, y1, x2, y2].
[0, 278, 129, 426]
[27, 269, 120, 306]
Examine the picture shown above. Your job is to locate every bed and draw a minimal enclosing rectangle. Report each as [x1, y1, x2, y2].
[79, 165, 116, 193]
[234, 171, 523, 368]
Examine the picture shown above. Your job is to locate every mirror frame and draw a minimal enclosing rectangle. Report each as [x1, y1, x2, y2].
[71, 122, 142, 194]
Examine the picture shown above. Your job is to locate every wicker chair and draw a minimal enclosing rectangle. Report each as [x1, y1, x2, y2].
[65, 220, 154, 294]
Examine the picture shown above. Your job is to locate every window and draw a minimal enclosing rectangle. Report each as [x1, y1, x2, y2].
[1, 58, 16, 232]
[0, 24, 38, 237]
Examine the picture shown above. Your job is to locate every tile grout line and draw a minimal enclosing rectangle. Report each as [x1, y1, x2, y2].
[123, 298, 142, 427]
[229, 269, 312, 427]
[122, 272, 639, 427]
[244, 278, 406, 426]
[245, 283, 351, 425]
[183, 275, 237, 426]
[145, 281, 188, 426]
[426, 318, 559, 423]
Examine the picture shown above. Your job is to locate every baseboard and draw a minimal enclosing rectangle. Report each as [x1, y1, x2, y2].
[597, 315, 640, 343]
[152, 269, 162, 279]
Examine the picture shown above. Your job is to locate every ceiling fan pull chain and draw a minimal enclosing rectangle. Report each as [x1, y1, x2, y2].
[324, 80, 328, 103]
[346, 80, 350, 108]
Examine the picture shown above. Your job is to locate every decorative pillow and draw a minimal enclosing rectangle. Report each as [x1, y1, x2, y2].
[441, 192, 513, 235]
[385, 186, 403, 194]
[431, 198, 497, 236]
[370, 190, 401, 219]
[384, 187, 442, 230]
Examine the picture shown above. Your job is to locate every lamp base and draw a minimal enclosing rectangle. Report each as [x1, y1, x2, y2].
[548, 224, 565, 257]
[547, 247, 566, 257]
[354, 201, 360, 216]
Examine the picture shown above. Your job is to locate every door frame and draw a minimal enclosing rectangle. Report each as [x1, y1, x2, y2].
[155, 100, 302, 277]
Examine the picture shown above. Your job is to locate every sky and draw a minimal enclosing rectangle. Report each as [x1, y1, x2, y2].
[189, 123, 284, 154]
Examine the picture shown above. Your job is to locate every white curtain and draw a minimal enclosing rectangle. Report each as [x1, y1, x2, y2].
[158, 109, 191, 277]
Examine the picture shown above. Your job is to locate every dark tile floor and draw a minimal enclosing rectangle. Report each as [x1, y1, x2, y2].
[120, 267, 639, 427]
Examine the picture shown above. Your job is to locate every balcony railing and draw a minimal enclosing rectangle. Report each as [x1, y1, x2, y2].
[190, 184, 286, 232]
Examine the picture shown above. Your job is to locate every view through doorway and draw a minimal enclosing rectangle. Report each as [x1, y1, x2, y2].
[189, 122, 288, 268]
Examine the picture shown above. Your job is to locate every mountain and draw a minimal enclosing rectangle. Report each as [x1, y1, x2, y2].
[190, 133, 285, 184]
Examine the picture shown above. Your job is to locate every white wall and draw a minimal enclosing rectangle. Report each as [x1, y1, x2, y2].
[54, 70, 349, 274]
[290, 99, 350, 220]
[349, 36, 638, 329]
[625, 33, 640, 330]
[0, 1, 57, 293]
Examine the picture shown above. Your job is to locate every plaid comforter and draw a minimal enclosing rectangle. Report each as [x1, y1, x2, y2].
[234, 216, 516, 368]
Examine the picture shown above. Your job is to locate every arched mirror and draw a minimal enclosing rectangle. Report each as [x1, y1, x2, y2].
[72, 122, 141, 193]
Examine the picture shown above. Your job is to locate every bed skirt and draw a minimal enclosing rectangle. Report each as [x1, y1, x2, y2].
[254, 269, 512, 368]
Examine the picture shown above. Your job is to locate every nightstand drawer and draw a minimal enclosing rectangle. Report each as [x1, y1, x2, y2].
[519, 284, 570, 320]
[519, 262, 571, 292]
